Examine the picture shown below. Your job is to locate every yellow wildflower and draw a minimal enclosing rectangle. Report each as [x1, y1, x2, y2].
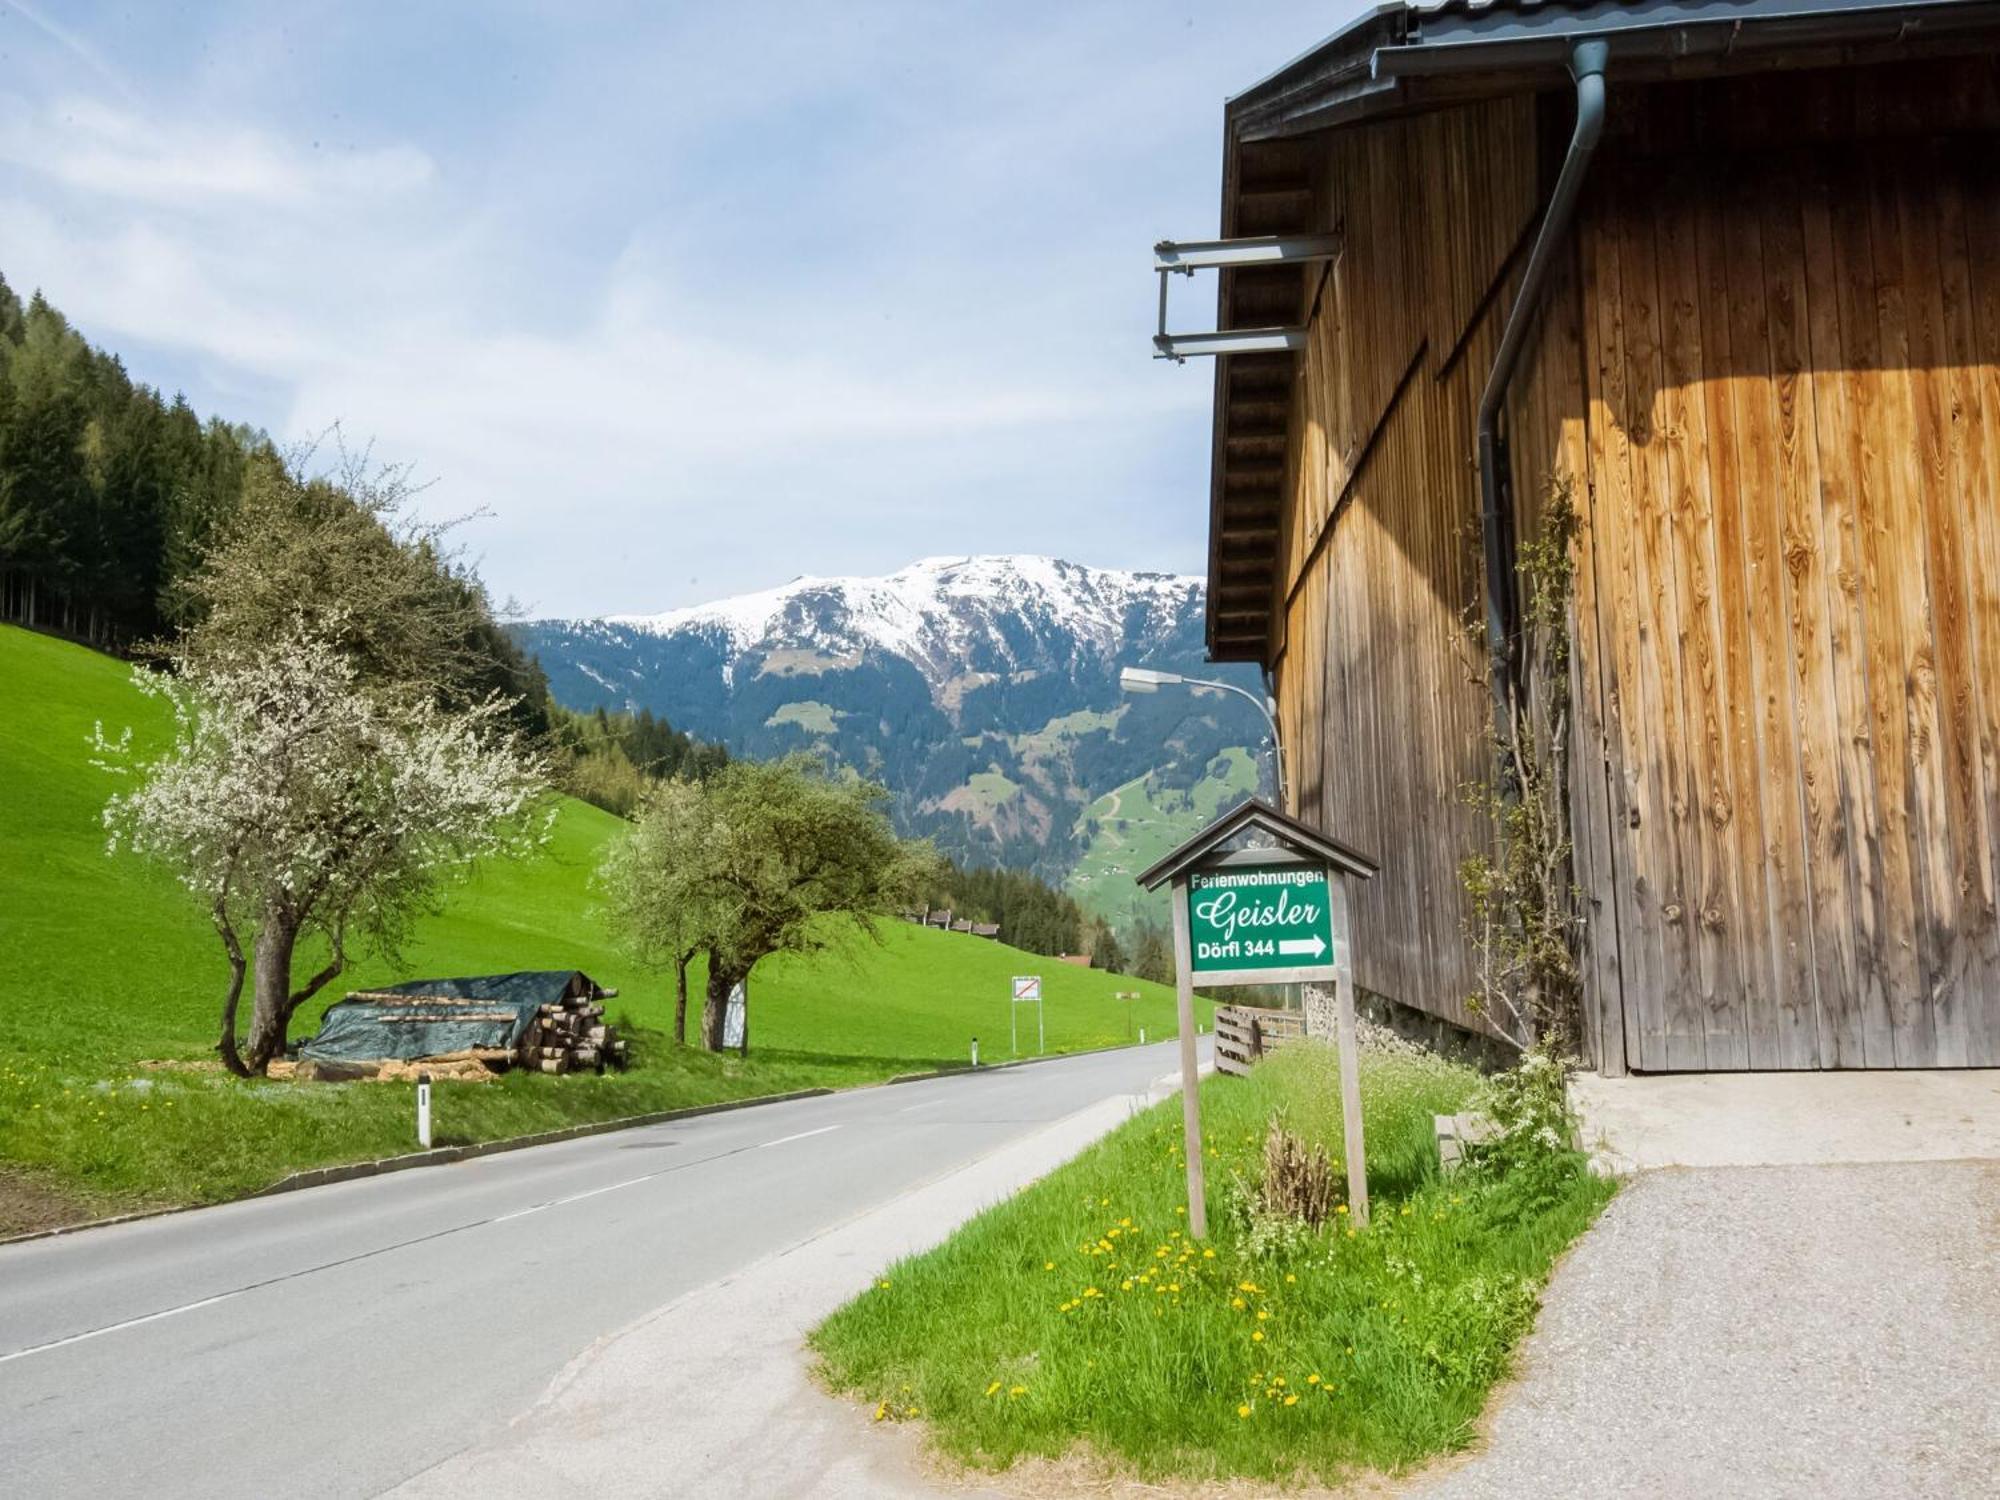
[1252, 1330, 1265, 1343]
[1284, 1394, 1299, 1407]
[1237, 1403, 1252, 1419]
[985, 1381, 1002, 1397]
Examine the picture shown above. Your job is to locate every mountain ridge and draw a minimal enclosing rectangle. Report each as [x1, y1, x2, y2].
[513, 554, 1267, 912]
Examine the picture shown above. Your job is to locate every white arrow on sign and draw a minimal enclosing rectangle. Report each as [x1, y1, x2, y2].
[1277, 935, 1327, 959]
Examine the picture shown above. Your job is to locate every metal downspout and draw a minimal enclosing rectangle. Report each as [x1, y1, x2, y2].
[1478, 38, 1609, 743]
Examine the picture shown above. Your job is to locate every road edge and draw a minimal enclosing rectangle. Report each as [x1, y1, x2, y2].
[0, 1036, 1195, 1249]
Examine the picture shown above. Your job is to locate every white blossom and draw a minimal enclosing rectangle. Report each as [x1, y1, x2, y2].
[99, 627, 550, 967]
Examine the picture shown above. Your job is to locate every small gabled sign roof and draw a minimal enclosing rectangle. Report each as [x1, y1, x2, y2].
[1136, 798, 1379, 891]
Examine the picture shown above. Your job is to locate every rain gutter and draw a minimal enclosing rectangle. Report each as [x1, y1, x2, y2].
[1473, 38, 1608, 744]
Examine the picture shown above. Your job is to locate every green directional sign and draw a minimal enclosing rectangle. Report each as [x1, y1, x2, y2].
[1185, 862, 1337, 983]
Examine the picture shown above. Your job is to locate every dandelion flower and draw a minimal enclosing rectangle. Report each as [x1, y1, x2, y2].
[1009, 1386, 1027, 1398]
[1284, 1394, 1299, 1407]
[1202, 1248, 1217, 1259]
[1252, 1330, 1265, 1343]
[1308, 1374, 1322, 1385]
[1256, 1309, 1270, 1321]
[1044, 1262, 1055, 1271]
[985, 1381, 1002, 1397]
[1237, 1404, 1252, 1419]
[877, 1280, 892, 1289]
[1231, 1297, 1247, 1311]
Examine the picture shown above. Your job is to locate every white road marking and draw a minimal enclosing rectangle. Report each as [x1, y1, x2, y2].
[553, 1175, 652, 1207]
[0, 1291, 238, 1366]
[756, 1125, 840, 1149]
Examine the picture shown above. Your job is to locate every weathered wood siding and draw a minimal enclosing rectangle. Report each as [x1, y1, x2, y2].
[1268, 58, 2000, 1069]
[1272, 95, 1552, 1042]
[1570, 62, 2000, 1068]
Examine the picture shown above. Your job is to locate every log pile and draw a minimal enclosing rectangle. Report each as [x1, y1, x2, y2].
[525, 996, 630, 1074]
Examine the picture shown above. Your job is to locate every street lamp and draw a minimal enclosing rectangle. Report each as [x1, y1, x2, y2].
[1119, 666, 1287, 808]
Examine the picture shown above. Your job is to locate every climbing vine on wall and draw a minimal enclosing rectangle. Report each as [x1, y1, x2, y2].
[1458, 473, 1585, 1053]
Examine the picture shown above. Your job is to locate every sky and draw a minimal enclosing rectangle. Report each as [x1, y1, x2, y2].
[0, 1, 1362, 618]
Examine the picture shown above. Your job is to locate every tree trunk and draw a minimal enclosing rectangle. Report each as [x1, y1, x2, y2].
[738, 976, 749, 1059]
[701, 955, 744, 1052]
[674, 955, 691, 1046]
[245, 919, 299, 1073]
[216, 919, 250, 1078]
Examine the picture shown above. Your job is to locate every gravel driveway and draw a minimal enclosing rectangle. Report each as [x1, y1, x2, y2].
[1409, 1162, 2000, 1500]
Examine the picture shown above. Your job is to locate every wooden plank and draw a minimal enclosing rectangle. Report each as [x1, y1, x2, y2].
[1330, 877, 1369, 1227]
[1862, 150, 1946, 1067]
[1582, 178, 1670, 1071]
[1655, 159, 1751, 1070]
[1760, 155, 1865, 1068]
[1800, 150, 1901, 1068]
[1947, 138, 2000, 1067]
[1614, 167, 1706, 1069]
[1718, 160, 1820, 1068]
[1896, 147, 1984, 1068]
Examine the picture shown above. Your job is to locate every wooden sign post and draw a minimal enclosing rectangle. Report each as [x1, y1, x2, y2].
[1138, 799, 1379, 1237]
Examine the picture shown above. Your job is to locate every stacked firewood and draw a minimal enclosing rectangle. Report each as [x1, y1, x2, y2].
[525, 996, 630, 1074]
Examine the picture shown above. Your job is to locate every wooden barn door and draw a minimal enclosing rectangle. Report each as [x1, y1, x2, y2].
[1575, 129, 2000, 1070]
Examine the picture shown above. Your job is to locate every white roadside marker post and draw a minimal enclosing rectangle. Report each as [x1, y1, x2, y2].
[971, 1036, 979, 1069]
[417, 1072, 433, 1150]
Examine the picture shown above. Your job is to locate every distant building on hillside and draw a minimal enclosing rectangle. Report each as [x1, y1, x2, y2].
[1174, 0, 2000, 1073]
[905, 908, 1000, 939]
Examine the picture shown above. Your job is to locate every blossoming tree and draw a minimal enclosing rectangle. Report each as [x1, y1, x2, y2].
[601, 756, 935, 1056]
[100, 628, 548, 1075]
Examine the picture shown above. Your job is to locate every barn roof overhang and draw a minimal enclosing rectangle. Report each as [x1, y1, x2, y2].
[1203, 0, 2000, 663]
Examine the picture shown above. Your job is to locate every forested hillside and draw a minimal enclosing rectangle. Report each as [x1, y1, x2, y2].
[0, 274, 730, 815]
[0, 277, 261, 649]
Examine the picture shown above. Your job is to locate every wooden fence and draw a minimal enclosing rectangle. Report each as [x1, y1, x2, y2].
[1213, 1004, 1309, 1078]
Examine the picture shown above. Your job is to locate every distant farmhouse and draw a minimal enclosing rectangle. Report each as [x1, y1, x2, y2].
[1186, 0, 2000, 1072]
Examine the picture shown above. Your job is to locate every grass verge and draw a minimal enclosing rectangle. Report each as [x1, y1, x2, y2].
[810, 1042, 1615, 1486]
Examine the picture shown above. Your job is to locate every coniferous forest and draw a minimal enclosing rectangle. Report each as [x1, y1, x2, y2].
[0, 272, 730, 814]
[0, 275, 261, 648]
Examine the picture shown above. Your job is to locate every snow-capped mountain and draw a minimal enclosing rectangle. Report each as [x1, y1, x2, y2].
[513, 555, 1268, 892]
[601, 555, 1203, 690]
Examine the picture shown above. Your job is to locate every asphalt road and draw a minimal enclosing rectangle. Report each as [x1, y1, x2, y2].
[0, 1039, 1196, 1499]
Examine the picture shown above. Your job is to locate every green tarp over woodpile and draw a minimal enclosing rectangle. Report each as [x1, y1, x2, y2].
[300, 971, 600, 1064]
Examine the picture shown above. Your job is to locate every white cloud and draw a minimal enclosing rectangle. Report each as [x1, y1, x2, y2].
[0, 2, 1356, 616]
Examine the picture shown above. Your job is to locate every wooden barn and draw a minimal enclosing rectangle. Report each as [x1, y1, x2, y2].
[1177, 0, 2000, 1072]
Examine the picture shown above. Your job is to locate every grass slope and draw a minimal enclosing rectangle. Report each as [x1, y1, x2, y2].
[1067, 747, 1260, 929]
[0, 625, 1206, 1220]
[812, 1044, 1615, 1485]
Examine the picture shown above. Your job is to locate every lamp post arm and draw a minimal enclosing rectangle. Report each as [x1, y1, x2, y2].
[1181, 676, 1286, 808]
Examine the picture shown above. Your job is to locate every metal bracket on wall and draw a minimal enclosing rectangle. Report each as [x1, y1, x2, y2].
[1152, 233, 1341, 362]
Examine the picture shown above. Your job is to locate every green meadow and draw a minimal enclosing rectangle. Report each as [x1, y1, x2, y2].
[0, 624, 1209, 1224]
